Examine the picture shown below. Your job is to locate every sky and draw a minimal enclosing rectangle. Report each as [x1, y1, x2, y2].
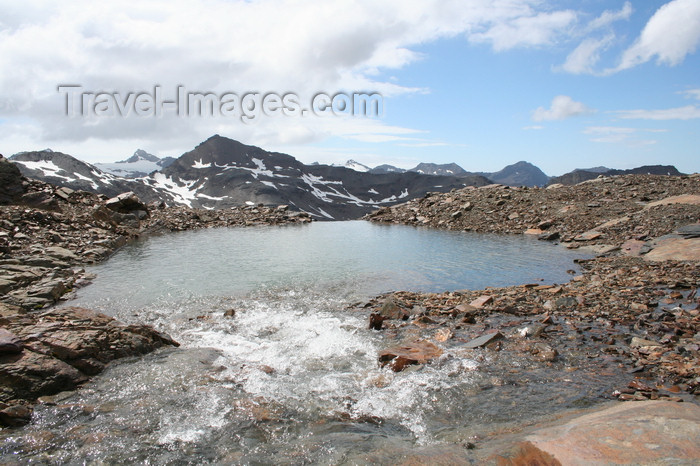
[0, 0, 698, 176]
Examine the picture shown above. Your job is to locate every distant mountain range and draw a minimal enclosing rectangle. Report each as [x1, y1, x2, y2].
[548, 165, 684, 185]
[94, 149, 176, 178]
[10, 136, 490, 220]
[9, 137, 686, 219]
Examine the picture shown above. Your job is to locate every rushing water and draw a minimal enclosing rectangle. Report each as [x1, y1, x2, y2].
[1, 221, 626, 464]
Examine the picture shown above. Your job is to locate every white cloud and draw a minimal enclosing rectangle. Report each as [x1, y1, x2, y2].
[522, 125, 544, 130]
[679, 89, 700, 100]
[615, 0, 700, 71]
[583, 126, 666, 146]
[614, 105, 700, 120]
[0, 0, 590, 162]
[469, 10, 577, 51]
[587, 2, 633, 31]
[557, 35, 613, 74]
[532, 95, 594, 121]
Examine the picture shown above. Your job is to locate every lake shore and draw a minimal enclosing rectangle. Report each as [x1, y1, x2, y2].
[2, 160, 699, 462]
[364, 173, 699, 463]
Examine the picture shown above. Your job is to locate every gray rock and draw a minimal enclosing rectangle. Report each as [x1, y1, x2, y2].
[0, 329, 23, 354]
[464, 330, 503, 349]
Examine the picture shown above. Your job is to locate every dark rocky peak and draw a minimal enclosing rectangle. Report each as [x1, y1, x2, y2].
[485, 161, 550, 187]
[164, 135, 303, 175]
[369, 164, 406, 174]
[410, 162, 468, 176]
[120, 149, 161, 164]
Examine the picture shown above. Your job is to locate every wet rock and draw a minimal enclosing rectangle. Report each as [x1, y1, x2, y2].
[0, 307, 179, 424]
[378, 340, 443, 372]
[0, 403, 32, 427]
[464, 330, 503, 349]
[378, 296, 408, 320]
[526, 401, 700, 465]
[368, 312, 385, 330]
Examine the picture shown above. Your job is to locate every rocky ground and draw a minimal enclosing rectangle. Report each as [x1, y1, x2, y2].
[364, 174, 700, 402]
[0, 155, 311, 427]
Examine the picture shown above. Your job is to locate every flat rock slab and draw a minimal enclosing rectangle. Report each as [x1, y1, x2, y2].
[620, 239, 646, 257]
[643, 237, 700, 262]
[645, 194, 700, 208]
[378, 340, 443, 372]
[526, 401, 700, 465]
[464, 329, 503, 349]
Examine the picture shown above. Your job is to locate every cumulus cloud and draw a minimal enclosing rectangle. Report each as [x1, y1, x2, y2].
[0, 0, 590, 161]
[615, 0, 700, 71]
[532, 95, 594, 121]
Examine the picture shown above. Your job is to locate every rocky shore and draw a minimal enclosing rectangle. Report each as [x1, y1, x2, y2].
[362, 173, 700, 462]
[364, 174, 699, 397]
[0, 155, 311, 426]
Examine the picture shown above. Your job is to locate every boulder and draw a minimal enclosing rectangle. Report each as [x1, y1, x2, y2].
[105, 192, 149, 217]
[0, 155, 26, 204]
[378, 340, 443, 372]
[524, 401, 700, 465]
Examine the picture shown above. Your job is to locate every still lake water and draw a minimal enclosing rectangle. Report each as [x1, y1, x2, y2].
[1, 221, 618, 464]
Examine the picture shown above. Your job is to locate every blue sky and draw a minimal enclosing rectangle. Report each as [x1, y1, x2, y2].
[0, 0, 698, 175]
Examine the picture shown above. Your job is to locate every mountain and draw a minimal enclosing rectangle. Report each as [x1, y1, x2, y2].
[549, 165, 683, 185]
[10, 150, 171, 202]
[478, 161, 550, 187]
[341, 160, 371, 172]
[11, 136, 491, 220]
[369, 164, 406, 174]
[145, 135, 491, 219]
[410, 163, 468, 176]
[95, 149, 176, 178]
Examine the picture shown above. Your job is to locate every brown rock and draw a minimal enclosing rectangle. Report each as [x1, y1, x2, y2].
[378, 340, 443, 372]
[526, 401, 700, 465]
[0, 329, 23, 354]
[470, 295, 493, 309]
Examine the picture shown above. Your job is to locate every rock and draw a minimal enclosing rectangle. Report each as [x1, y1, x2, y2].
[105, 192, 149, 217]
[645, 194, 700, 208]
[0, 329, 23, 354]
[369, 312, 385, 330]
[574, 230, 602, 241]
[538, 231, 560, 241]
[0, 306, 179, 424]
[0, 403, 33, 427]
[0, 155, 26, 204]
[223, 309, 236, 318]
[676, 223, 700, 238]
[464, 329, 503, 349]
[525, 401, 700, 465]
[469, 295, 493, 309]
[643, 237, 700, 262]
[630, 337, 661, 348]
[378, 340, 443, 372]
[524, 228, 544, 235]
[43, 246, 79, 262]
[54, 187, 75, 201]
[379, 296, 408, 320]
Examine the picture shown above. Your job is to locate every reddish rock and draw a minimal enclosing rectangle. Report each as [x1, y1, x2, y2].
[526, 401, 700, 465]
[470, 295, 493, 308]
[378, 340, 443, 372]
